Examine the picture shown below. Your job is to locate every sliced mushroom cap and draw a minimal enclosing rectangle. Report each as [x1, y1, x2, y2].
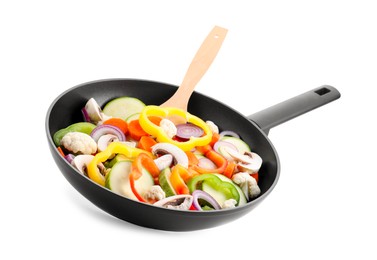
[154, 154, 174, 171]
[238, 152, 262, 173]
[225, 148, 262, 173]
[84, 98, 103, 124]
[71, 154, 107, 176]
[97, 163, 108, 176]
[225, 147, 253, 164]
[151, 143, 189, 168]
[153, 195, 193, 210]
[97, 134, 119, 152]
[71, 154, 95, 175]
[237, 163, 259, 173]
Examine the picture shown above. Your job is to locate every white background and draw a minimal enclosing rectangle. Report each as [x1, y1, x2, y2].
[1, 0, 376, 259]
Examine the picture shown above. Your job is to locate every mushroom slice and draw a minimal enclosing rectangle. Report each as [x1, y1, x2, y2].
[153, 195, 193, 210]
[97, 163, 109, 176]
[224, 147, 254, 164]
[224, 148, 262, 173]
[71, 155, 107, 176]
[237, 152, 263, 174]
[154, 154, 174, 171]
[84, 98, 104, 124]
[97, 134, 119, 152]
[71, 155, 94, 175]
[151, 143, 189, 168]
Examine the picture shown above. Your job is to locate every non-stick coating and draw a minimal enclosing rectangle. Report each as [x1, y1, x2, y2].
[46, 79, 280, 231]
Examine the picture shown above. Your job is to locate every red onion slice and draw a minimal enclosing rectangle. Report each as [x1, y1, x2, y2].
[198, 157, 217, 169]
[192, 190, 221, 211]
[90, 124, 126, 142]
[213, 140, 238, 161]
[213, 140, 238, 154]
[219, 130, 240, 139]
[64, 153, 75, 164]
[176, 123, 204, 140]
[81, 108, 91, 122]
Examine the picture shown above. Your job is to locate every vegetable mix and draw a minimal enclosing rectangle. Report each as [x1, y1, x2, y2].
[53, 96, 263, 210]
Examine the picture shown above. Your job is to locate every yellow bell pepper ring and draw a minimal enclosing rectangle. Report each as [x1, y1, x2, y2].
[87, 142, 151, 186]
[139, 105, 212, 151]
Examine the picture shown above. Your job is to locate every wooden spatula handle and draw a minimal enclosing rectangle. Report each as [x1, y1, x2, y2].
[161, 26, 228, 110]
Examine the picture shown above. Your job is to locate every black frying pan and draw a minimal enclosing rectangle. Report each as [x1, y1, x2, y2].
[45, 79, 340, 231]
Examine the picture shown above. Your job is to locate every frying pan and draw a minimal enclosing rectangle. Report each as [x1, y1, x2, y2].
[45, 79, 340, 231]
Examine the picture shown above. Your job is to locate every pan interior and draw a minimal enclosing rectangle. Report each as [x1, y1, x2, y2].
[47, 79, 279, 208]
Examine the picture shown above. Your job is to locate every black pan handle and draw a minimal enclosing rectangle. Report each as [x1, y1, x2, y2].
[247, 85, 341, 135]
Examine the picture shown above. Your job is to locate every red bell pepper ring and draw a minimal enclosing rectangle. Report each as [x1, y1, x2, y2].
[129, 172, 146, 203]
[129, 153, 160, 202]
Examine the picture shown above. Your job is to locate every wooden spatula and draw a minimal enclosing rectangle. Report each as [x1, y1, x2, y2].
[160, 25, 228, 110]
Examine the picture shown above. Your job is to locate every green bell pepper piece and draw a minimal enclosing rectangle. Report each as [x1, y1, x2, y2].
[187, 174, 240, 205]
[53, 122, 96, 146]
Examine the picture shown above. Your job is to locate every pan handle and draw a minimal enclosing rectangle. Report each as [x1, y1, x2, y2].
[247, 85, 341, 135]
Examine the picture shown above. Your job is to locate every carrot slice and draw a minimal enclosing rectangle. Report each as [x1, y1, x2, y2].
[223, 161, 237, 179]
[57, 146, 65, 157]
[128, 119, 149, 141]
[137, 136, 157, 152]
[103, 118, 128, 134]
